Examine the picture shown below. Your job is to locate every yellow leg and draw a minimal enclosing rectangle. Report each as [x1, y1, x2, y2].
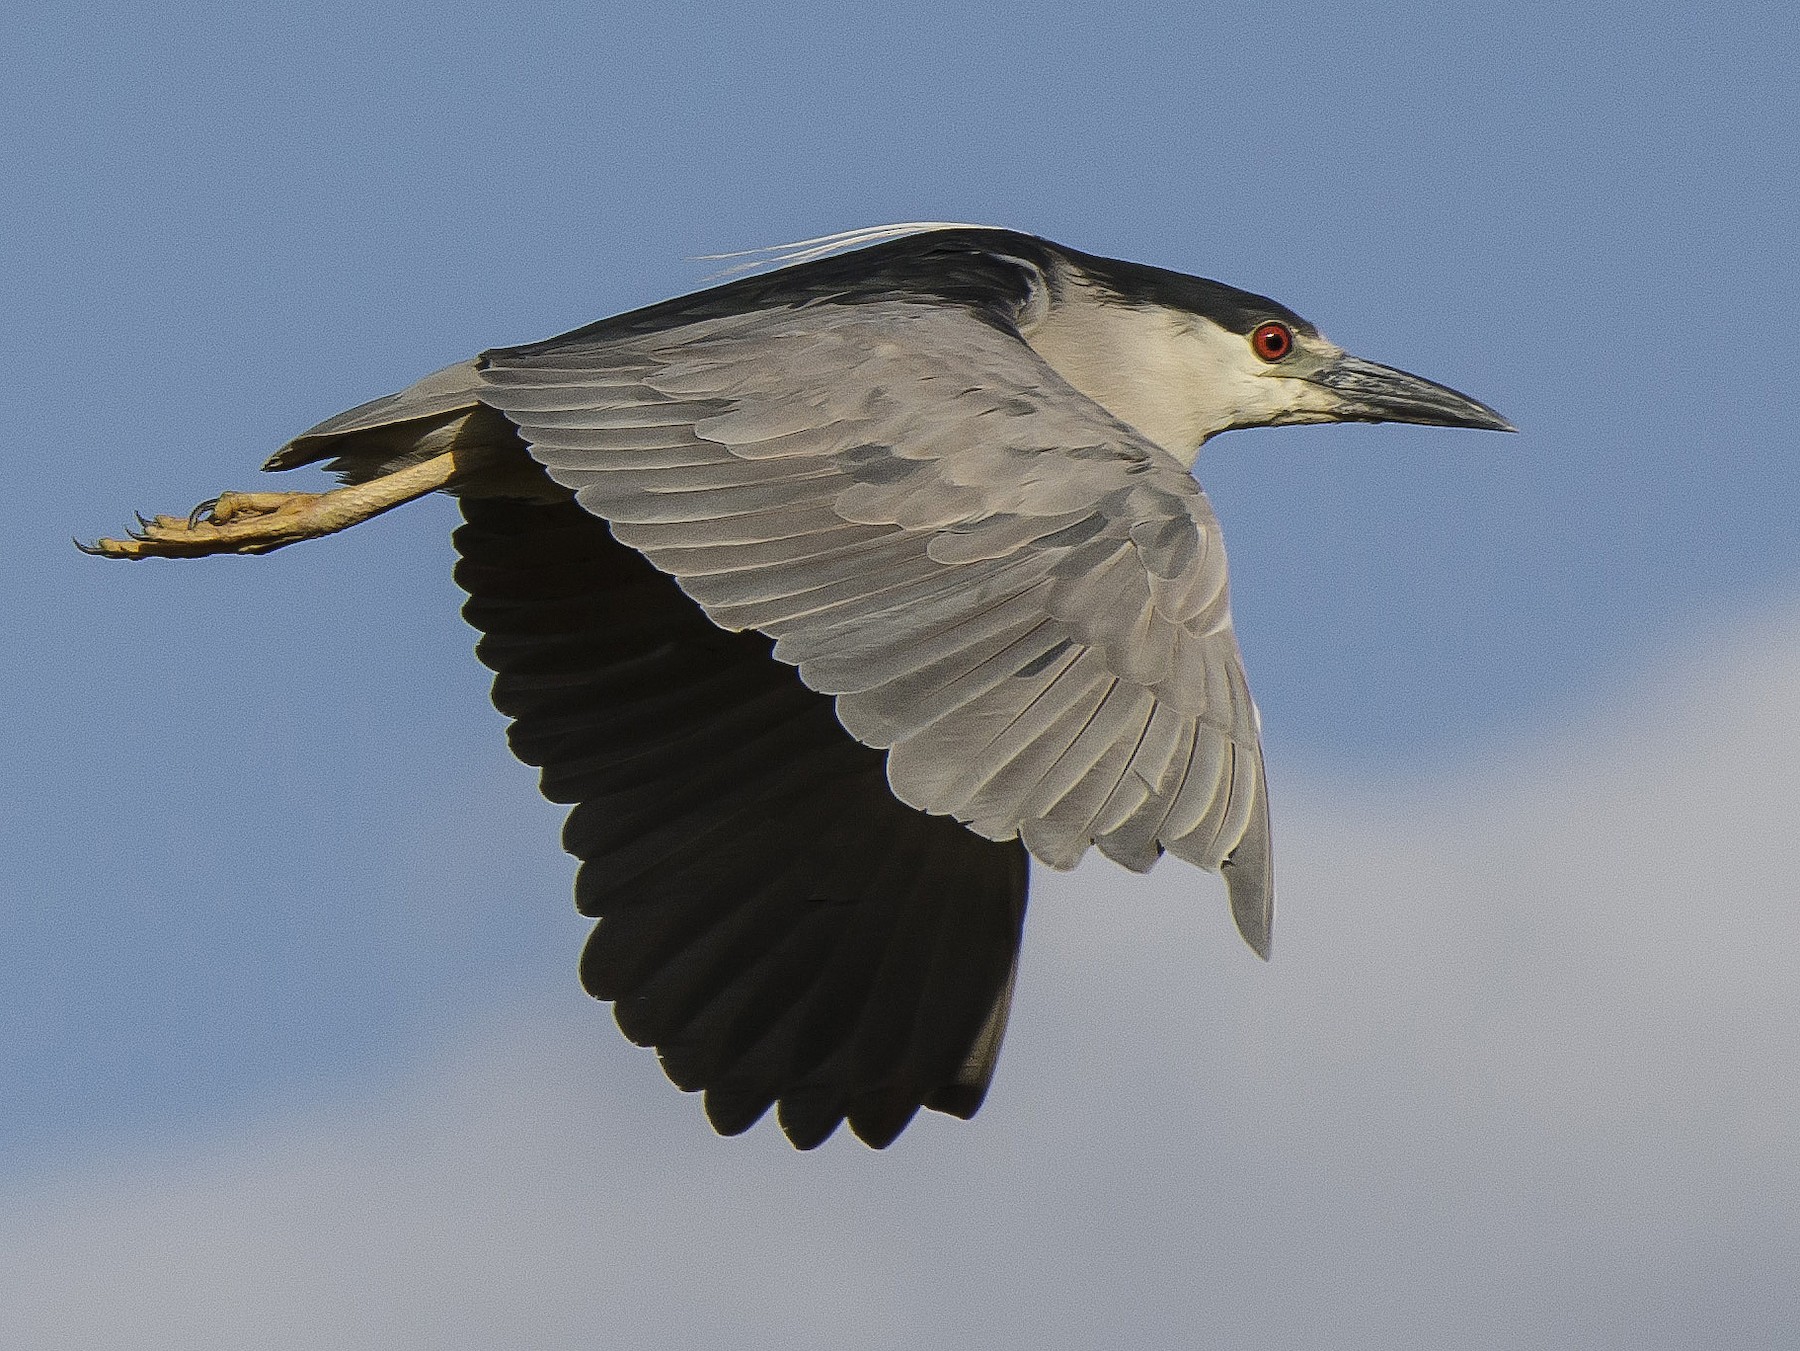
[81, 447, 495, 560]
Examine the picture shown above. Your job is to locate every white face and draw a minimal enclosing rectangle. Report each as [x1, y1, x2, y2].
[1020, 278, 1344, 466]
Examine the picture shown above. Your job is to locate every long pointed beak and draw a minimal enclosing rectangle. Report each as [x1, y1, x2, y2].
[1309, 354, 1517, 432]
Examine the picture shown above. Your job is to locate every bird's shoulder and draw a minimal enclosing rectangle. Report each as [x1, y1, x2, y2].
[485, 227, 1064, 362]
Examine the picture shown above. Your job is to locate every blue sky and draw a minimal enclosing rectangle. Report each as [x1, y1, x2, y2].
[3, 2, 1798, 1345]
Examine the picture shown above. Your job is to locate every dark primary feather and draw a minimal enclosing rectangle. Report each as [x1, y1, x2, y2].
[454, 496, 1028, 1149]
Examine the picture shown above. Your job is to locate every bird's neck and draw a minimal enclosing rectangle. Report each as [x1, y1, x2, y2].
[1020, 281, 1239, 467]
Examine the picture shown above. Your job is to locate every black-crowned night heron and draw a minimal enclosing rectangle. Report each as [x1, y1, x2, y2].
[88, 224, 1513, 1149]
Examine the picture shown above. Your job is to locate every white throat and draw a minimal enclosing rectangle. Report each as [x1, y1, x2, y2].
[1019, 278, 1266, 468]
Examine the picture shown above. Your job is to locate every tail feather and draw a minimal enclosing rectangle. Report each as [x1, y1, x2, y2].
[263, 358, 501, 480]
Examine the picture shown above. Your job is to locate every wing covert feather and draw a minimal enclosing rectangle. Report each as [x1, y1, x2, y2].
[479, 298, 1273, 950]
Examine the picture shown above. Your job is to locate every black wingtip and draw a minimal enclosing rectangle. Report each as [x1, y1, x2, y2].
[847, 1097, 920, 1150]
[777, 1094, 847, 1150]
[703, 1087, 775, 1138]
[922, 1082, 989, 1121]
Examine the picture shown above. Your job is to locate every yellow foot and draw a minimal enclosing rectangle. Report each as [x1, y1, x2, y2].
[80, 447, 486, 562]
[80, 490, 332, 559]
[202, 490, 326, 526]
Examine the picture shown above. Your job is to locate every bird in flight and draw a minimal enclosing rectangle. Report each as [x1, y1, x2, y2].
[86, 224, 1513, 1149]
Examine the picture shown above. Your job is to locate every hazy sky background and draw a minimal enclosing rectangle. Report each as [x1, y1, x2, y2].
[3, 2, 1798, 1346]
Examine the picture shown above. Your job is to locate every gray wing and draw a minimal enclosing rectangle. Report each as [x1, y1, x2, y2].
[479, 299, 1274, 956]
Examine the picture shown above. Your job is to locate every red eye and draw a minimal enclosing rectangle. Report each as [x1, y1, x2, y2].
[1251, 321, 1293, 362]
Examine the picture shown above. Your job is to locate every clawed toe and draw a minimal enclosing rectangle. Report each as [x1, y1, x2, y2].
[204, 491, 317, 526]
[82, 490, 327, 559]
[82, 447, 483, 562]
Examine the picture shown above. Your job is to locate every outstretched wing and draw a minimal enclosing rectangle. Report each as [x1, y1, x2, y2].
[478, 297, 1274, 955]
[455, 498, 1028, 1149]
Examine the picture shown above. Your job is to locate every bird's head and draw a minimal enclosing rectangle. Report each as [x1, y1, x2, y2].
[1182, 307, 1517, 440]
[1024, 249, 1515, 463]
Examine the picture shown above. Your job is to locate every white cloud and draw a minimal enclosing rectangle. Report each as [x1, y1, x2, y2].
[8, 603, 1800, 1350]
